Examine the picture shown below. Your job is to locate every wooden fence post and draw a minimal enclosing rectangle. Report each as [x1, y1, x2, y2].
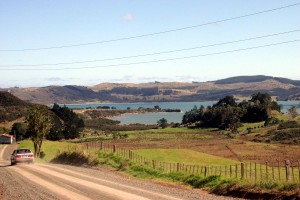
[272, 162, 275, 181]
[176, 163, 180, 172]
[266, 162, 269, 182]
[113, 145, 116, 153]
[204, 166, 207, 177]
[285, 160, 291, 182]
[278, 160, 281, 181]
[230, 165, 232, 178]
[100, 141, 103, 150]
[255, 163, 257, 183]
[241, 163, 245, 180]
[260, 162, 262, 182]
[250, 162, 252, 180]
[152, 160, 155, 169]
[298, 160, 300, 181]
[245, 163, 247, 179]
[235, 164, 238, 179]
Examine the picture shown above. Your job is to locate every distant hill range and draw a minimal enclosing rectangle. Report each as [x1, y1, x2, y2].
[1, 75, 300, 104]
[0, 92, 32, 122]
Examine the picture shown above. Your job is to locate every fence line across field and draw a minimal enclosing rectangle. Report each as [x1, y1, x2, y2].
[78, 141, 300, 183]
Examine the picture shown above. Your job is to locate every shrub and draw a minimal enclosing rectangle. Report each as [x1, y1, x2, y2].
[278, 121, 300, 129]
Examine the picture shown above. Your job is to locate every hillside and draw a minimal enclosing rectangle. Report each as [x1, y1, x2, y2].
[2, 75, 300, 104]
[0, 92, 32, 122]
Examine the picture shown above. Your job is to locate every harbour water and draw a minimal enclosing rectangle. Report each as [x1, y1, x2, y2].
[67, 101, 300, 125]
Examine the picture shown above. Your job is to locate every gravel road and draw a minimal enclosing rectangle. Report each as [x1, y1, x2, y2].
[0, 145, 241, 200]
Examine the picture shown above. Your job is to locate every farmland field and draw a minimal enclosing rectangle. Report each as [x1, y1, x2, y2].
[102, 127, 300, 164]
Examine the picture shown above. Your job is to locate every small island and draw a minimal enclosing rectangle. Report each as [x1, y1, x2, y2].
[75, 105, 181, 119]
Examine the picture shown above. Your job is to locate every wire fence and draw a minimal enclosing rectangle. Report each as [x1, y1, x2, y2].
[82, 141, 300, 183]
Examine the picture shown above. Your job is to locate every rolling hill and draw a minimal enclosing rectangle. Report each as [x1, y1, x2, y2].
[0, 92, 32, 122]
[2, 75, 300, 104]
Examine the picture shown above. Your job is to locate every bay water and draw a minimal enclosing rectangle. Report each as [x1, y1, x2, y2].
[67, 101, 300, 125]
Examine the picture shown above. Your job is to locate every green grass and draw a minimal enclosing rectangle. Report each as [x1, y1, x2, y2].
[118, 127, 216, 141]
[96, 151, 300, 197]
[271, 113, 289, 121]
[120, 127, 215, 135]
[238, 122, 265, 132]
[133, 149, 239, 166]
[19, 140, 78, 162]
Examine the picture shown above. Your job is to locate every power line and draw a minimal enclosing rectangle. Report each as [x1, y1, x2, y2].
[2, 29, 299, 67]
[1, 2, 300, 52]
[1, 39, 299, 71]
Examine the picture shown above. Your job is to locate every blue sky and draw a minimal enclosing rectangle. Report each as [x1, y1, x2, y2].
[0, 0, 300, 87]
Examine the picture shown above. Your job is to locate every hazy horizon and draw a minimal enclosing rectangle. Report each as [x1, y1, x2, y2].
[0, 74, 299, 89]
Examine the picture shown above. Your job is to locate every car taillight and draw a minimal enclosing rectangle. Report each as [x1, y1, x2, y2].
[28, 154, 34, 158]
[15, 155, 21, 158]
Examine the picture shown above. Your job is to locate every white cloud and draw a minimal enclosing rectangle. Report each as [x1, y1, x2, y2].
[123, 12, 134, 22]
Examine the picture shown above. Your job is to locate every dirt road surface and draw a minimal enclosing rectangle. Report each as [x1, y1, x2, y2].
[0, 145, 240, 200]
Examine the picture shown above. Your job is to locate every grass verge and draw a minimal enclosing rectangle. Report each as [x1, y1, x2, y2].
[51, 148, 300, 199]
[19, 140, 77, 162]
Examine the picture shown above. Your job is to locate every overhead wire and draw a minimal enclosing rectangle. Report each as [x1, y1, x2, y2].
[1, 2, 300, 52]
[1, 29, 299, 67]
[1, 39, 299, 71]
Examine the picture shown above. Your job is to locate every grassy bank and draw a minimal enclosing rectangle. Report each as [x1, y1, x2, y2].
[51, 148, 300, 199]
[19, 140, 77, 162]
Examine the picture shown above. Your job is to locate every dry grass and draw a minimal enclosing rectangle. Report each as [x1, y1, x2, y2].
[103, 127, 300, 164]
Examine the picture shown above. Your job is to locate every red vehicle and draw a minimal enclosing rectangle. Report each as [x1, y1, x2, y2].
[11, 148, 34, 165]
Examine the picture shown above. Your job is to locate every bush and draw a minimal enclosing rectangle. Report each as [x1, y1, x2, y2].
[271, 128, 300, 142]
[51, 151, 97, 166]
[278, 121, 300, 129]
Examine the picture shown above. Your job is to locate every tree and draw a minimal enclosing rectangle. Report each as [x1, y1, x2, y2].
[215, 96, 237, 107]
[181, 92, 280, 132]
[154, 105, 161, 110]
[288, 105, 298, 120]
[241, 92, 280, 122]
[26, 106, 53, 157]
[182, 105, 204, 124]
[51, 103, 84, 139]
[157, 118, 168, 129]
[47, 113, 64, 141]
[10, 122, 28, 141]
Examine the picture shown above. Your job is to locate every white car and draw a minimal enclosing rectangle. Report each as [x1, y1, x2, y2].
[11, 148, 34, 165]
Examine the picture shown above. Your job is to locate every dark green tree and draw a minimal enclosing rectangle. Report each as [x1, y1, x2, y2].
[26, 106, 53, 157]
[215, 96, 237, 107]
[47, 113, 64, 141]
[182, 105, 204, 124]
[10, 122, 28, 141]
[51, 103, 84, 139]
[157, 118, 168, 129]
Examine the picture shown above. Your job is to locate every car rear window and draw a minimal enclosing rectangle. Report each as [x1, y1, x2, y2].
[17, 149, 32, 154]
